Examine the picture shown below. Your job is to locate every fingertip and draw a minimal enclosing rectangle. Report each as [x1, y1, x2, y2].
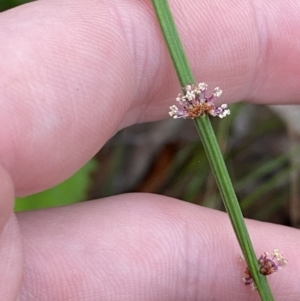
[0, 165, 14, 229]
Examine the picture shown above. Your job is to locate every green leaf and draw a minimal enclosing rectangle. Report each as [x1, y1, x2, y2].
[14, 159, 97, 211]
[0, 0, 33, 12]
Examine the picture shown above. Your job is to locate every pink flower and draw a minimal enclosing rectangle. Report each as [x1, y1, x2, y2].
[169, 83, 230, 119]
[258, 249, 288, 275]
[241, 249, 288, 290]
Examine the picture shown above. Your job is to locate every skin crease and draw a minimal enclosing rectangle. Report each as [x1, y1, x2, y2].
[0, 0, 299, 300]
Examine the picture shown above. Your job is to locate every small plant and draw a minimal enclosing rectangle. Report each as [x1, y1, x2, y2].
[151, 1, 287, 300]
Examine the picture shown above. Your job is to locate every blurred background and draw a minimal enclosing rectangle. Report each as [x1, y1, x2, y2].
[2, 1, 300, 228]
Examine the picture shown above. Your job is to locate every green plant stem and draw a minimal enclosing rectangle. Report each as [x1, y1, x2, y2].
[152, 1, 275, 300]
[195, 117, 273, 300]
[152, 0, 194, 87]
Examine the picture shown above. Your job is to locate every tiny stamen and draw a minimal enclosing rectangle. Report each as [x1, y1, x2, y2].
[169, 83, 230, 119]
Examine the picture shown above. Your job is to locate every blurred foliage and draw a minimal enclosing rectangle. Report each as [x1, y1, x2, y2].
[15, 159, 97, 211]
[0, 0, 33, 12]
[88, 103, 292, 225]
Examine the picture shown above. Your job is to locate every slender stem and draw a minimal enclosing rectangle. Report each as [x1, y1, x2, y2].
[195, 116, 273, 299]
[152, 0, 194, 87]
[152, 1, 275, 300]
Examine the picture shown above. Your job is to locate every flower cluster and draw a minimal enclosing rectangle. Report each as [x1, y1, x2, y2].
[169, 83, 230, 119]
[241, 249, 287, 290]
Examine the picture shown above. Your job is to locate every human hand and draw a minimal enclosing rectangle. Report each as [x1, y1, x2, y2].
[0, 1, 299, 300]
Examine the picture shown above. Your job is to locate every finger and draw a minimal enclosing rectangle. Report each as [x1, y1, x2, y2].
[1, 1, 300, 194]
[18, 194, 299, 301]
[0, 166, 23, 300]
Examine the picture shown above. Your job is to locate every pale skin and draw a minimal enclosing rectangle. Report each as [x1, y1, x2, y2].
[0, 0, 299, 300]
